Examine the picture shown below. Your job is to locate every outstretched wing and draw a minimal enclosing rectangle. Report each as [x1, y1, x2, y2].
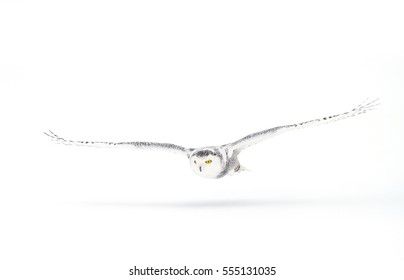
[227, 98, 379, 152]
[44, 130, 191, 156]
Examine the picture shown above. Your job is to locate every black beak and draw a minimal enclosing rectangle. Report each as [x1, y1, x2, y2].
[199, 166, 202, 172]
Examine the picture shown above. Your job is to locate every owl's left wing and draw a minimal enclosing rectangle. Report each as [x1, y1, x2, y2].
[226, 98, 379, 153]
[44, 130, 191, 156]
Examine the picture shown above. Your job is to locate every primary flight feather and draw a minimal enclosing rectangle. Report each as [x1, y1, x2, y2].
[45, 98, 379, 179]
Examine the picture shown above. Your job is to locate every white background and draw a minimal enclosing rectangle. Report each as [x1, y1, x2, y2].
[1, 0, 404, 279]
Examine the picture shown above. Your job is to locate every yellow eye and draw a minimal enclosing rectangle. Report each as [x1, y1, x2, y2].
[194, 160, 197, 164]
[205, 159, 212, 164]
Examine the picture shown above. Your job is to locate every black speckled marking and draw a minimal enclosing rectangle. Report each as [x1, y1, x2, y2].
[195, 150, 214, 157]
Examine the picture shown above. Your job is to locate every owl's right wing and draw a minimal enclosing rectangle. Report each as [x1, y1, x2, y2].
[44, 130, 192, 156]
[226, 98, 379, 153]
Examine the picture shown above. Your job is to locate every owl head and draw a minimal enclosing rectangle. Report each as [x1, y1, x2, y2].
[189, 148, 224, 179]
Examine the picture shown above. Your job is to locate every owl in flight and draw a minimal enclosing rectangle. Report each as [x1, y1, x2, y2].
[45, 99, 378, 179]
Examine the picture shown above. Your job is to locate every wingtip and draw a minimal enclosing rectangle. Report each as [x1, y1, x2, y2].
[43, 130, 52, 137]
[44, 130, 60, 141]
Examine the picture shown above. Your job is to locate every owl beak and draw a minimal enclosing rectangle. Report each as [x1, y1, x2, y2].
[199, 166, 202, 172]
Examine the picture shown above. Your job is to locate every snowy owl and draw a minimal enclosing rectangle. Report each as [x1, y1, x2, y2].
[45, 99, 378, 179]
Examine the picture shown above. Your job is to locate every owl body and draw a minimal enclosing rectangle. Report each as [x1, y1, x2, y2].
[188, 146, 241, 179]
[45, 99, 378, 179]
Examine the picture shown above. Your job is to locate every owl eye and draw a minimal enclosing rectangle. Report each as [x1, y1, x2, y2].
[205, 159, 212, 164]
[194, 160, 197, 164]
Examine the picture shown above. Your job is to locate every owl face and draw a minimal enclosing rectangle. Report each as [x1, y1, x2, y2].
[189, 149, 223, 179]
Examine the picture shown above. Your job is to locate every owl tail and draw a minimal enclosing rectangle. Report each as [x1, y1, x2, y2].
[239, 165, 250, 172]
